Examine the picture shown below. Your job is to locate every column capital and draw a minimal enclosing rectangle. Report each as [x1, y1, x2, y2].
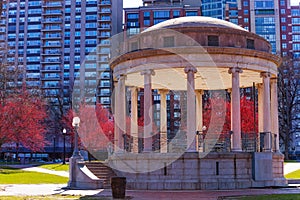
[228, 67, 243, 74]
[129, 86, 139, 92]
[115, 74, 127, 81]
[195, 89, 204, 95]
[141, 69, 155, 76]
[270, 77, 277, 82]
[158, 89, 169, 95]
[184, 66, 197, 73]
[260, 72, 271, 78]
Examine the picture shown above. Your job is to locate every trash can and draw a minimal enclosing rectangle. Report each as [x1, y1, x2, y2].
[111, 177, 126, 199]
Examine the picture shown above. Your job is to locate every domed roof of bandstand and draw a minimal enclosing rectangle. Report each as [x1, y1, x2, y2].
[110, 16, 280, 91]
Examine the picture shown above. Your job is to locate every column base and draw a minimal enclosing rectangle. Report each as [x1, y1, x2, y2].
[263, 149, 272, 152]
[186, 149, 198, 153]
[231, 148, 242, 152]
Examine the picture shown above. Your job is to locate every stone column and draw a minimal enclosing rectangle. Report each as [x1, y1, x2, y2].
[158, 89, 168, 153]
[196, 90, 204, 152]
[257, 83, 263, 151]
[130, 87, 139, 153]
[141, 69, 155, 152]
[270, 78, 279, 152]
[184, 66, 197, 152]
[229, 68, 242, 152]
[261, 72, 272, 152]
[114, 75, 126, 152]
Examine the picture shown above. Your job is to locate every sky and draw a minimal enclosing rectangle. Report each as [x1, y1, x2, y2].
[123, 0, 143, 8]
[123, 0, 300, 8]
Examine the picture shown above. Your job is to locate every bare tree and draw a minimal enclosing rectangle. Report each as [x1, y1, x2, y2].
[278, 55, 300, 159]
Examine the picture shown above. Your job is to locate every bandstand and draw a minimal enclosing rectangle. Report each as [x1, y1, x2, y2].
[108, 16, 287, 190]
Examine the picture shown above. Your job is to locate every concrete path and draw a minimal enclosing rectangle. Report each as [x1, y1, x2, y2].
[284, 162, 300, 175]
[0, 184, 300, 199]
[21, 167, 69, 177]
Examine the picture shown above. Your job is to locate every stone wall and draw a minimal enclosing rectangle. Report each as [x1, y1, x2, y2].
[108, 152, 287, 190]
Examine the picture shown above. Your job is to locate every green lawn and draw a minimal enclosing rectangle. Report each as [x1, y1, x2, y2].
[224, 194, 300, 200]
[285, 169, 300, 179]
[0, 196, 109, 200]
[0, 167, 68, 184]
[38, 163, 69, 172]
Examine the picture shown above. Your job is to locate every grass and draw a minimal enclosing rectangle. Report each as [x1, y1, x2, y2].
[224, 194, 300, 200]
[285, 169, 300, 179]
[0, 196, 110, 200]
[38, 163, 69, 172]
[0, 167, 68, 184]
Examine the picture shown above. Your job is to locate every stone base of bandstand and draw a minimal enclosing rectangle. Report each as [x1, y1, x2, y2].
[107, 152, 287, 190]
[68, 157, 103, 189]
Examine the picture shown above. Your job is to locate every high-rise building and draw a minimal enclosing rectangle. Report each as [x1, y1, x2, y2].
[0, 0, 122, 111]
[125, 0, 201, 36]
[0, 0, 122, 158]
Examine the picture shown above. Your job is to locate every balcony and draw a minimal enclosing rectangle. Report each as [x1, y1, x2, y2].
[99, 9, 111, 14]
[42, 84, 60, 89]
[42, 50, 61, 55]
[41, 67, 61, 72]
[41, 58, 61, 64]
[43, 43, 62, 48]
[41, 34, 62, 40]
[42, 18, 62, 24]
[98, 17, 111, 22]
[42, 26, 62, 31]
[100, 1, 111, 5]
[43, 10, 62, 16]
[43, 2, 63, 7]
[41, 76, 61, 81]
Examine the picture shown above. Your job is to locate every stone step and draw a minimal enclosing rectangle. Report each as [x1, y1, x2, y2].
[85, 161, 117, 189]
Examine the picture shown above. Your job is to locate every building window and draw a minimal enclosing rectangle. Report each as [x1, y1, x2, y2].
[292, 18, 300, 24]
[281, 9, 285, 14]
[144, 11, 150, 18]
[163, 36, 174, 47]
[244, 10, 249, 15]
[280, 0, 285, 6]
[292, 26, 300, 33]
[293, 35, 300, 41]
[293, 44, 300, 50]
[244, 18, 249, 23]
[185, 11, 198, 16]
[247, 39, 255, 49]
[154, 11, 170, 18]
[282, 43, 287, 49]
[282, 34, 286, 40]
[243, 1, 248, 6]
[173, 10, 180, 18]
[282, 26, 286, 31]
[281, 17, 286, 23]
[144, 19, 150, 26]
[208, 35, 219, 46]
[127, 13, 139, 19]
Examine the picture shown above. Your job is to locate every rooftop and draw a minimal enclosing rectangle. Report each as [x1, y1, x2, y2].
[143, 16, 247, 32]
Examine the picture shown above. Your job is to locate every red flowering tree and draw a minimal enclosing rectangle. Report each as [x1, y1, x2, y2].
[63, 103, 114, 158]
[203, 93, 258, 136]
[0, 89, 47, 156]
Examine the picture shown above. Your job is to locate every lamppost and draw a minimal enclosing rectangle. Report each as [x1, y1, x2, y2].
[68, 116, 82, 188]
[62, 128, 66, 164]
[72, 117, 82, 158]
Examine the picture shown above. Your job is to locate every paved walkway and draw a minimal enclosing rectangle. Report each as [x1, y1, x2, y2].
[0, 163, 299, 199]
[284, 162, 300, 175]
[22, 167, 69, 177]
[0, 184, 300, 199]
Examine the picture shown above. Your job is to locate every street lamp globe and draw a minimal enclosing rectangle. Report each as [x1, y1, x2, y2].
[72, 117, 80, 127]
[63, 128, 66, 134]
